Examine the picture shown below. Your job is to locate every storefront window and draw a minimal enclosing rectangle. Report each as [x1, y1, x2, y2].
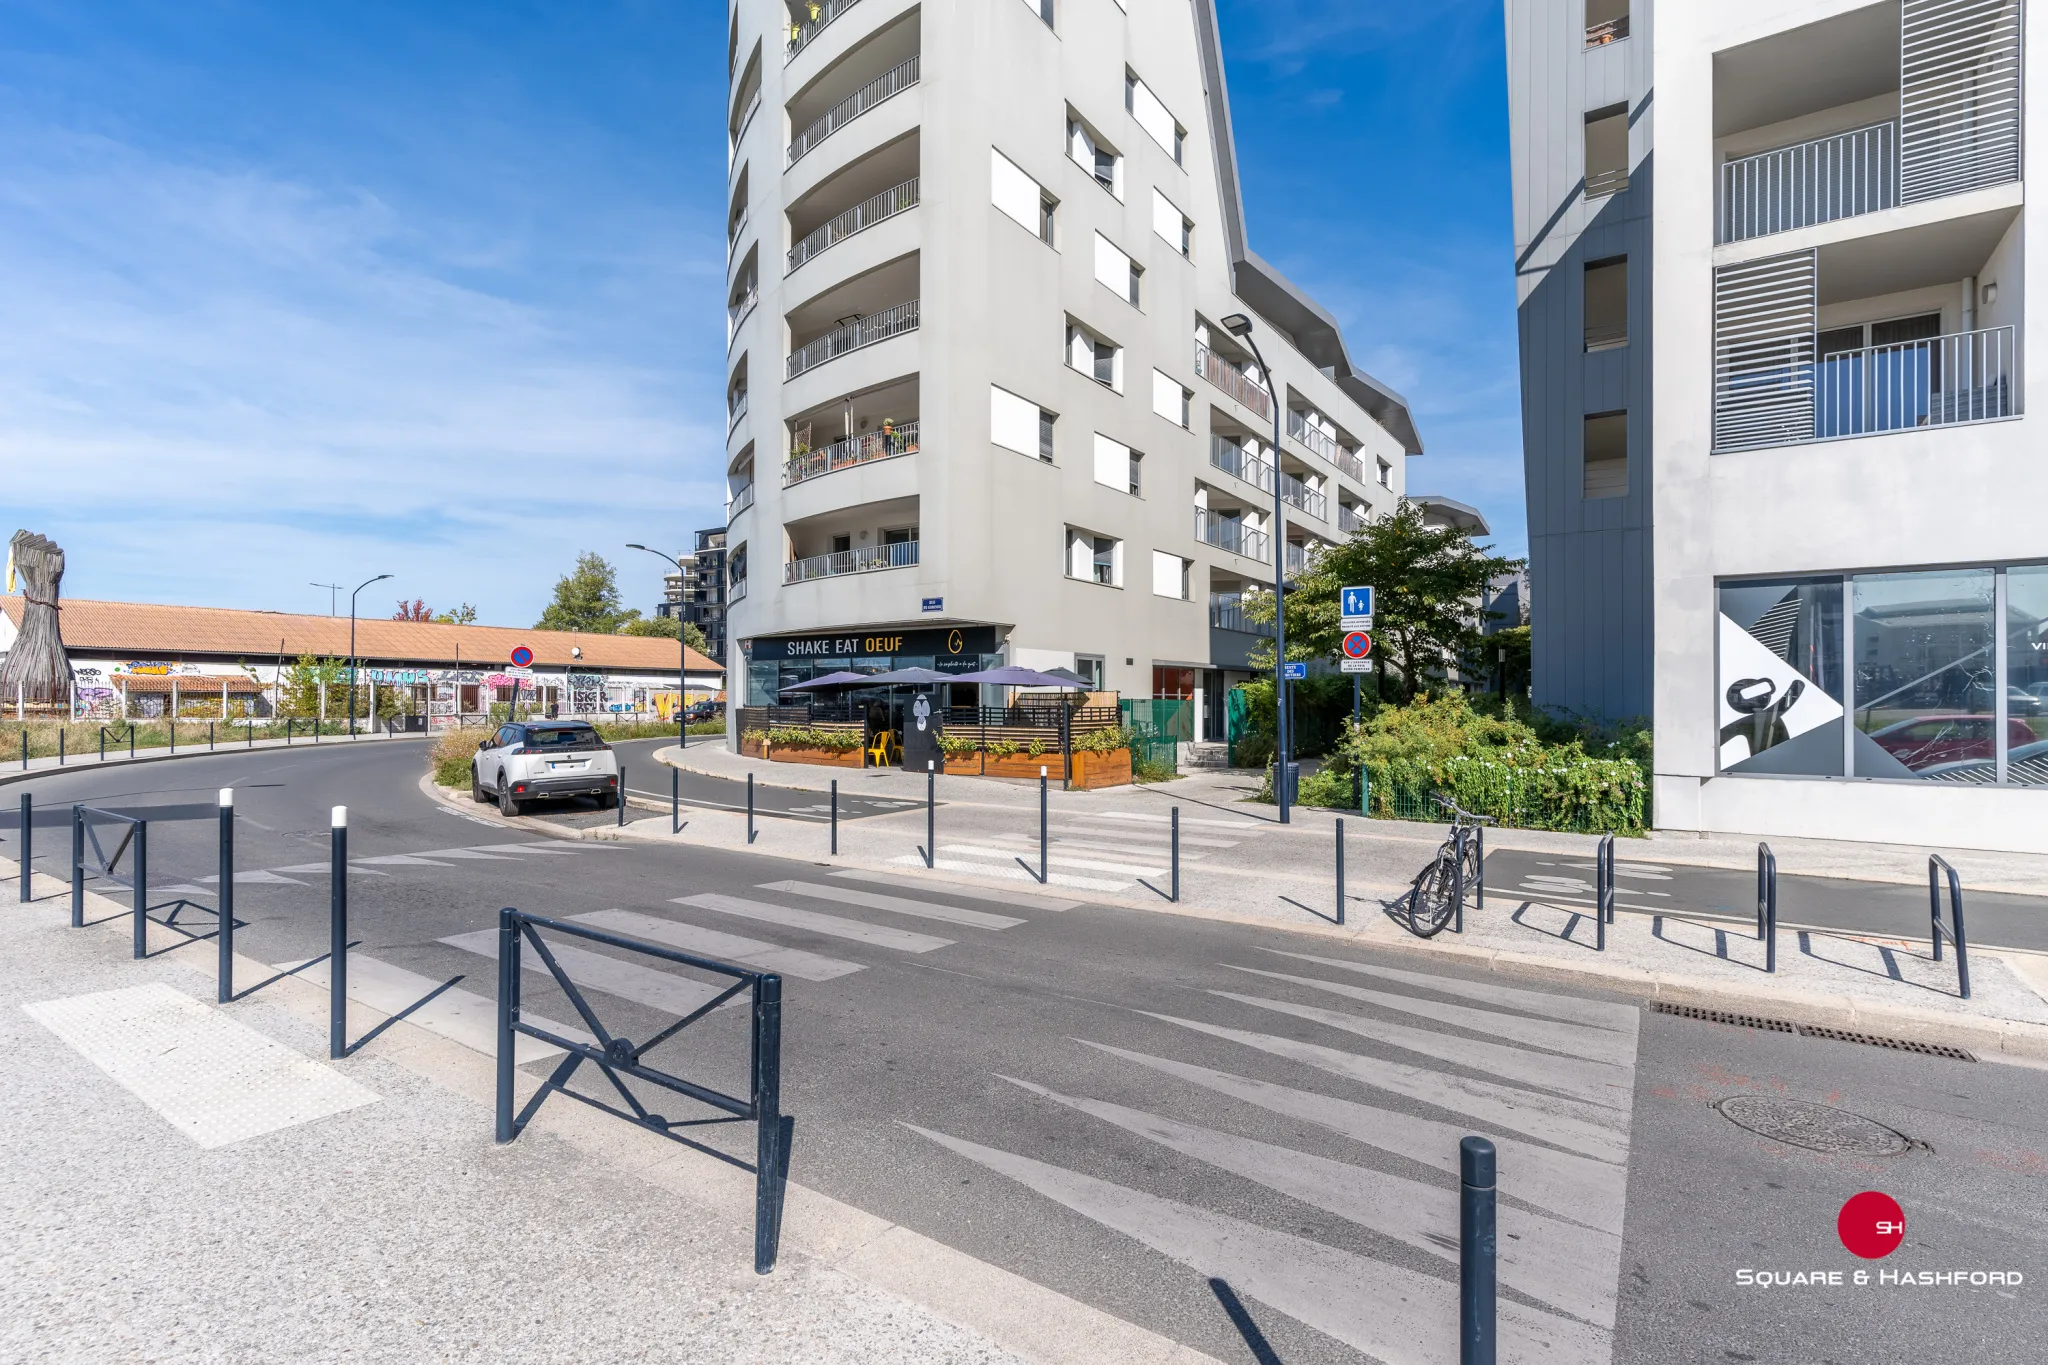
[1716, 577, 1844, 775]
[1851, 569, 1996, 780]
[2005, 566, 2048, 785]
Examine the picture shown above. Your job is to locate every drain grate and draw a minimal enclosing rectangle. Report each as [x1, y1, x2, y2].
[1650, 1001, 1977, 1061]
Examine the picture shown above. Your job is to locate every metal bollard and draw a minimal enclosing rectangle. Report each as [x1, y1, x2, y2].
[747, 772, 757, 844]
[494, 906, 519, 1143]
[247, 720, 254, 748]
[671, 766, 680, 835]
[1039, 767, 1049, 884]
[1171, 806, 1181, 903]
[19, 730, 25, 770]
[1473, 823, 1485, 910]
[330, 806, 348, 1058]
[99, 728, 105, 763]
[168, 719, 174, 755]
[751, 972, 785, 1275]
[925, 761, 935, 868]
[130, 820, 149, 960]
[1335, 817, 1345, 925]
[1460, 1136, 1498, 1364]
[16, 789, 29, 908]
[617, 762, 627, 827]
[1595, 833, 1615, 951]
[218, 790, 235, 1002]
[286, 718, 293, 746]
[59, 729, 64, 766]
[70, 806, 83, 927]
[1757, 842, 1777, 974]
[129, 726, 135, 759]
[830, 779, 838, 856]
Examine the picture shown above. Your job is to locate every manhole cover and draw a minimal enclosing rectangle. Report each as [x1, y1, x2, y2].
[1714, 1096, 1909, 1156]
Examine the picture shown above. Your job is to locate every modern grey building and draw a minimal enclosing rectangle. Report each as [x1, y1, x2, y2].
[721, 0, 1422, 744]
[1509, 0, 2045, 853]
[656, 527, 731, 663]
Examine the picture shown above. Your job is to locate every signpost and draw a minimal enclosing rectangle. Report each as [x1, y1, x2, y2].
[1342, 586, 1375, 742]
[1341, 585, 1374, 633]
[506, 646, 532, 720]
[1281, 662, 1308, 681]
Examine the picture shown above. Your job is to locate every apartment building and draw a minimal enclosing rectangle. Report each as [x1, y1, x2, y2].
[722, 0, 1421, 745]
[1509, 0, 2045, 851]
[656, 527, 732, 663]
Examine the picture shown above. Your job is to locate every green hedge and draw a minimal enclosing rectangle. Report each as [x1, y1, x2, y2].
[762, 725, 862, 752]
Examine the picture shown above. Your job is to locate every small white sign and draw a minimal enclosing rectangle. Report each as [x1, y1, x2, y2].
[1341, 657, 1373, 674]
[1341, 615, 1374, 633]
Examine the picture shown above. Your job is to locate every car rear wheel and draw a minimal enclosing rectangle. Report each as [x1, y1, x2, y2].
[596, 790, 618, 810]
[498, 774, 523, 817]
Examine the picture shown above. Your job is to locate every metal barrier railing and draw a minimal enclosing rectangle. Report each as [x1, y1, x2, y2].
[494, 908, 791, 1273]
[1756, 842, 1778, 973]
[71, 805, 147, 955]
[1929, 855, 1971, 999]
[1594, 832, 1615, 951]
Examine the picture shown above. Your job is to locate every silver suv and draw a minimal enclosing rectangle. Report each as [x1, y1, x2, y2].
[471, 721, 620, 816]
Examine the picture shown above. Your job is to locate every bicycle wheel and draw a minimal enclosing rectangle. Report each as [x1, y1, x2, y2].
[1406, 849, 1460, 938]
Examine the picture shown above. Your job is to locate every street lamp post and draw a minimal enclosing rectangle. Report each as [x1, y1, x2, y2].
[348, 573, 393, 736]
[626, 544, 689, 751]
[1219, 314, 1290, 825]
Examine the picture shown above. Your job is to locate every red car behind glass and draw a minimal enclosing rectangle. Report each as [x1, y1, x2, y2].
[1869, 714, 2037, 769]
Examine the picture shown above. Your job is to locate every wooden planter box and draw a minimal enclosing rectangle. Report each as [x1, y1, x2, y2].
[941, 750, 982, 775]
[768, 745, 864, 768]
[1069, 747, 1133, 789]
[739, 733, 767, 759]
[982, 751, 1060, 780]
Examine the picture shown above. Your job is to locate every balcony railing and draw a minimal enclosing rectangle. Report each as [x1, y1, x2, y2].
[788, 54, 919, 166]
[786, 299, 919, 379]
[1338, 504, 1366, 535]
[730, 89, 761, 161]
[784, 421, 918, 486]
[728, 206, 750, 251]
[1814, 325, 2016, 441]
[1209, 434, 1274, 493]
[787, 0, 861, 61]
[788, 177, 918, 274]
[1718, 122, 1896, 244]
[1335, 447, 1367, 483]
[729, 576, 748, 603]
[784, 538, 919, 584]
[1194, 508, 1269, 562]
[727, 284, 758, 340]
[1195, 340, 1272, 418]
[1286, 409, 1339, 464]
[1586, 165, 1629, 199]
[728, 482, 754, 521]
[1209, 592, 1275, 638]
[1279, 471, 1326, 521]
[1285, 541, 1311, 576]
[1584, 15, 1628, 47]
[728, 390, 749, 431]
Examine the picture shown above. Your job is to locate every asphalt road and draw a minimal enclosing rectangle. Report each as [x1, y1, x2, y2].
[4, 742, 2044, 1363]
[1485, 846, 2048, 953]
[542, 736, 917, 829]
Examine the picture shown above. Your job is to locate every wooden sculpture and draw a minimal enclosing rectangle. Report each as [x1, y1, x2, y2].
[0, 530, 72, 706]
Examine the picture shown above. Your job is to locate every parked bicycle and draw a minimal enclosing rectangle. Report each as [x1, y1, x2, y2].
[1404, 797, 1493, 938]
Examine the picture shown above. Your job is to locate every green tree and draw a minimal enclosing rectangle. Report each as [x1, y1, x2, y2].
[431, 602, 478, 625]
[535, 553, 633, 633]
[615, 614, 712, 658]
[276, 654, 346, 718]
[1246, 502, 1523, 703]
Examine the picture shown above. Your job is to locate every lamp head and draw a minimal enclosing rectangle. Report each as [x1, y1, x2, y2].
[626, 542, 647, 551]
[1219, 313, 1253, 338]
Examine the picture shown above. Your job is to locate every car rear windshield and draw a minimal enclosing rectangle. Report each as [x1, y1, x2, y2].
[525, 726, 602, 750]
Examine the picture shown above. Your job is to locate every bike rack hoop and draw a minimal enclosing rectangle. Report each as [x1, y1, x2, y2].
[1928, 855, 1971, 999]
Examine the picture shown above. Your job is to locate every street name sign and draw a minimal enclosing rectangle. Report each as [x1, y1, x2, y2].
[1281, 662, 1308, 681]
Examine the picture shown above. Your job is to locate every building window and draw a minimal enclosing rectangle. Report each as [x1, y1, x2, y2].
[1585, 103, 1629, 198]
[1040, 195, 1057, 245]
[1585, 0, 1629, 47]
[1068, 116, 1123, 199]
[1151, 369, 1190, 427]
[1067, 320, 1122, 391]
[1584, 256, 1627, 351]
[1092, 433, 1140, 493]
[991, 385, 1056, 462]
[1583, 411, 1628, 498]
[1152, 189, 1192, 257]
[1151, 550, 1189, 600]
[1036, 0, 1055, 29]
[992, 149, 1056, 246]
[1124, 70, 1184, 164]
[1377, 458, 1392, 488]
[1075, 655, 1105, 690]
[1094, 233, 1140, 306]
[1129, 449, 1143, 495]
[1067, 528, 1122, 587]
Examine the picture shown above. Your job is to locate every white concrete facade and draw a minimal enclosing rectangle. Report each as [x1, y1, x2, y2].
[723, 0, 1420, 740]
[1511, 0, 2048, 852]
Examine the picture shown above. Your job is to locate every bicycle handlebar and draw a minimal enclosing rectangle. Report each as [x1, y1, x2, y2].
[1432, 795, 1496, 825]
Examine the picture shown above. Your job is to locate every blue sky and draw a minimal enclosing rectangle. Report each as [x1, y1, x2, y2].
[0, 0, 1518, 629]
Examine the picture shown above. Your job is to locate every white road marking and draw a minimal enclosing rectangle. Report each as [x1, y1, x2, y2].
[354, 854, 456, 867]
[940, 844, 1163, 876]
[440, 930, 727, 1015]
[906, 1124, 1610, 1365]
[1255, 950, 1641, 1033]
[1000, 1075, 1621, 1328]
[24, 983, 378, 1149]
[571, 908, 863, 982]
[832, 868, 1078, 910]
[886, 855, 1126, 892]
[756, 880, 1024, 930]
[674, 893, 953, 953]
[1097, 811, 1271, 832]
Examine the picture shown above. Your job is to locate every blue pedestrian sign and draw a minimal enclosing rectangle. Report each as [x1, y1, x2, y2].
[1281, 662, 1308, 681]
[1341, 586, 1374, 618]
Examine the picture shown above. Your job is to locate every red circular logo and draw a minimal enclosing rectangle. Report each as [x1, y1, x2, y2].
[1837, 1191, 1906, 1258]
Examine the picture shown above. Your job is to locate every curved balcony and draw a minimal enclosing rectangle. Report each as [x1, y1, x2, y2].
[787, 54, 919, 168]
[787, 0, 863, 62]
[784, 538, 919, 584]
[785, 421, 917, 486]
[789, 177, 918, 275]
[728, 482, 754, 522]
[787, 299, 918, 380]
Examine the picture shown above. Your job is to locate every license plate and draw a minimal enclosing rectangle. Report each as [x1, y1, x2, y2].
[549, 761, 585, 771]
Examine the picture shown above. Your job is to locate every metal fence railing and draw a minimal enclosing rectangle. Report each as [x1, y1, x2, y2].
[1195, 507, 1270, 562]
[786, 0, 862, 60]
[1122, 698, 1187, 776]
[782, 538, 919, 584]
[1209, 434, 1275, 494]
[1195, 341, 1272, 417]
[1815, 325, 2016, 438]
[1719, 122, 1896, 243]
[1209, 592, 1275, 637]
[1279, 470, 1327, 521]
[1286, 409, 1340, 464]
[787, 54, 919, 166]
[784, 421, 918, 487]
[788, 178, 918, 274]
[786, 299, 919, 380]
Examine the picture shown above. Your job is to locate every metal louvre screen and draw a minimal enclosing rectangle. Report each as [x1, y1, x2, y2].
[1713, 251, 1818, 452]
[1900, 0, 2024, 202]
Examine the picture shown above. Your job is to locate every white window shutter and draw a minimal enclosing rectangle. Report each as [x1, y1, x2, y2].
[990, 150, 1044, 235]
[991, 385, 1040, 456]
[1092, 433, 1129, 489]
